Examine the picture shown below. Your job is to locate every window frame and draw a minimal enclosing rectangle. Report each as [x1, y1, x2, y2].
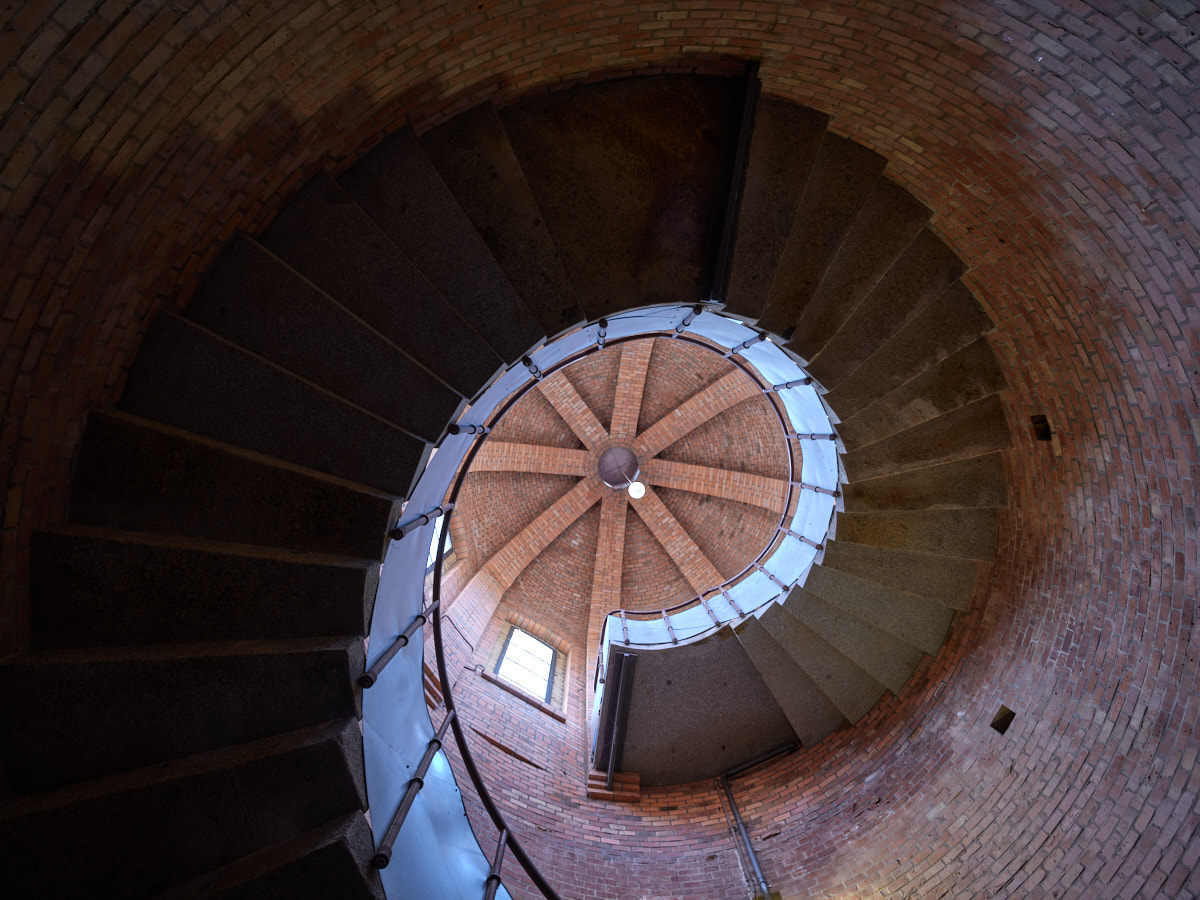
[494, 625, 558, 705]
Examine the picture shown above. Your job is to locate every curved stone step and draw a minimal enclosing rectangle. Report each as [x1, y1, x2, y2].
[799, 566, 953, 657]
[824, 280, 995, 419]
[119, 312, 429, 497]
[757, 134, 887, 337]
[759, 603, 887, 724]
[500, 75, 735, 319]
[30, 526, 378, 648]
[69, 410, 400, 558]
[734, 613, 846, 747]
[842, 451, 1008, 511]
[786, 178, 931, 361]
[259, 171, 502, 397]
[836, 508, 999, 562]
[0, 719, 365, 899]
[782, 586, 925, 695]
[806, 228, 965, 389]
[0, 637, 362, 795]
[420, 103, 585, 336]
[163, 812, 383, 900]
[818, 540, 979, 611]
[839, 338, 1008, 451]
[338, 127, 544, 364]
[185, 234, 464, 441]
[724, 98, 829, 322]
[842, 393, 1011, 482]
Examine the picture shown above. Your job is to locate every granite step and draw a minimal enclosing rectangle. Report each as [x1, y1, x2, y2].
[806, 228, 965, 390]
[842, 451, 1008, 511]
[759, 602, 887, 724]
[30, 526, 378, 648]
[835, 508, 999, 562]
[0, 719, 365, 899]
[119, 311, 429, 498]
[787, 178, 932, 362]
[723, 98, 829, 322]
[735, 613, 846, 748]
[259, 171, 502, 398]
[184, 233, 464, 442]
[0, 637, 362, 795]
[819, 540, 979, 611]
[420, 103, 585, 337]
[757, 134, 887, 337]
[68, 409, 400, 558]
[339, 127, 544, 363]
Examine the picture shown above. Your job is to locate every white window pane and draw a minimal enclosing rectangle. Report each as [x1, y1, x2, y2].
[497, 628, 554, 699]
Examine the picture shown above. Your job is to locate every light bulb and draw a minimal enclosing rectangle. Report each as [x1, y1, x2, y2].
[627, 481, 646, 500]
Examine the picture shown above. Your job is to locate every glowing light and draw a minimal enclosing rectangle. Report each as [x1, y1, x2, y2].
[627, 481, 646, 500]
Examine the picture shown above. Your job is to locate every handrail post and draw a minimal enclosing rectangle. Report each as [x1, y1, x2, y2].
[596, 317, 608, 348]
[792, 480, 841, 497]
[723, 590, 744, 617]
[674, 303, 704, 335]
[784, 527, 823, 550]
[699, 595, 720, 626]
[522, 355, 543, 380]
[619, 610, 629, 645]
[371, 709, 457, 869]
[483, 828, 509, 900]
[449, 423, 491, 436]
[764, 377, 812, 392]
[359, 602, 440, 688]
[792, 432, 836, 441]
[723, 332, 767, 357]
[389, 503, 455, 541]
[661, 610, 678, 645]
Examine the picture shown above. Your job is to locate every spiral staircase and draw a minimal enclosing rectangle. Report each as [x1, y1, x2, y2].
[0, 70, 1011, 898]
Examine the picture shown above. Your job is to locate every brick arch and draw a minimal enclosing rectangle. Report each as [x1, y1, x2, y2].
[2, 3, 1196, 898]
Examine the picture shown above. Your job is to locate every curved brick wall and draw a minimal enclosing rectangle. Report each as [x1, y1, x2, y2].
[2, 2, 1197, 898]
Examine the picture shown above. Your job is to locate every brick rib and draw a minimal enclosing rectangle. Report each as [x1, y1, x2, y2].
[643, 458, 789, 512]
[586, 491, 629, 727]
[633, 369, 761, 458]
[609, 342, 653, 440]
[539, 373, 609, 450]
[481, 479, 598, 592]
[471, 441, 590, 477]
[630, 486, 725, 594]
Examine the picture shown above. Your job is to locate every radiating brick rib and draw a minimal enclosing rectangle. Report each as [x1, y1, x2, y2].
[470, 441, 590, 477]
[538, 373, 609, 450]
[643, 459, 788, 512]
[633, 369, 761, 459]
[609, 342, 653, 440]
[630, 487, 724, 594]
[586, 492, 628, 723]
[481, 480, 599, 592]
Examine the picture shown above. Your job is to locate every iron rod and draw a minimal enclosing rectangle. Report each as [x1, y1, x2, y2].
[449, 423, 491, 435]
[372, 709, 457, 868]
[700, 595, 720, 626]
[359, 602, 439, 688]
[662, 610, 677, 645]
[792, 432, 836, 441]
[597, 318, 608, 348]
[483, 828, 509, 900]
[720, 775, 772, 900]
[766, 377, 811, 392]
[389, 503, 455, 541]
[792, 481, 840, 497]
[724, 332, 768, 357]
[784, 527, 823, 550]
[674, 304, 704, 334]
[522, 355, 542, 380]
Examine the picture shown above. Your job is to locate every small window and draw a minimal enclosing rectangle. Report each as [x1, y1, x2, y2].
[426, 515, 451, 572]
[495, 627, 557, 704]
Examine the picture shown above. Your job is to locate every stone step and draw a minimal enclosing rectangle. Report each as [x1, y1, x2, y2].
[259, 171, 502, 397]
[723, 99, 829, 322]
[0, 637, 362, 795]
[735, 613, 846, 748]
[759, 603, 886, 724]
[420, 103, 585, 337]
[586, 770, 641, 803]
[120, 311, 428, 498]
[163, 812, 383, 900]
[68, 409, 400, 558]
[30, 526, 378, 648]
[500, 75, 736, 320]
[0, 719, 365, 899]
[807, 229, 965, 390]
[842, 451, 1008, 511]
[839, 338, 1008, 450]
[783, 585, 925, 695]
[836, 508, 999, 562]
[338, 127, 544, 363]
[799, 566, 954, 658]
[787, 178, 932, 362]
[819, 540, 979, 611]
[757, 134, 887, 337]
[185, 234, 464, 442]
[842, 393, 1011, 482]
[825, 281, 995, 419]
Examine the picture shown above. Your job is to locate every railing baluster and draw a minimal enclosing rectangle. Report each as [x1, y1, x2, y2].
[359, 602, 439, 688]
[522, 355, 543, 380]
[596, 318, 608, 348]
[449, 423, 491, 435]
[764, 377, 812, 392]
[755, 563, 787, 591]
[371, 709, 457, 869]
[699, 595, 720, 626]
[784, 527, 824, 550]
[483, 829, 509, 900]
[674, 304, 704, 335]
[792, 432, 837, 441]
[723, 332, 768, 357]
[791, 480, 841, 497]
[662, 610, 678, 645]
[723, 590, 744, 617]
[620, 610, 629, 645]
[389, 503, 455, 541]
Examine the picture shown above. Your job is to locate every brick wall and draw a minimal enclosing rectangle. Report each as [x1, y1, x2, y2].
[3, 2, 1197, 898]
